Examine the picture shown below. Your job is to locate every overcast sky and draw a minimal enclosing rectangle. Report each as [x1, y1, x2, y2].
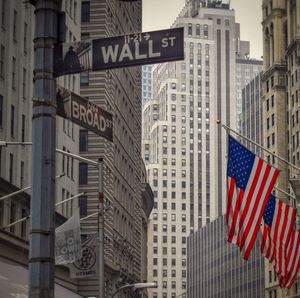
[142, 0, 262, 59]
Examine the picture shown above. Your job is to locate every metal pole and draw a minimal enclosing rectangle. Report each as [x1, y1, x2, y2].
[80, 211, 100, 222]
[29, 0, 58, 297]
[56, 148, 98, 166]
[2, 203, 96, 230]
[111, 284, 134, 298]
[55, 192, 85, 207]
[217, 120, 300, 173]
[98, 158, 104, 298]
[0, 186, 31, 202]
[0, 173, 64, 202]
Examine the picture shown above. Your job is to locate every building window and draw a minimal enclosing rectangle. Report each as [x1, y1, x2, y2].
[0, 45, 4, 78]
[79, 129, 88, 151]
[1, 0, 6, 29]
[9, 153, 13, 183]
[79, 195, 87, 218]
[10, 202, 16, 233]
[79, 162, 88, 184]
[80, 72, 89, 86]
[196, 24, 200, 36]
[11, 105, 15, 136]
[22, 68, 27, 99]
[272, 133, 275, 145]
[22, 114, 25, 142]
[188, 23, 192, 36]
[0, 95, 3, 127]
[13, 10, 17, 41]
[12, 57, 16, 89]
[204, 25, 208, 38]
[21, 208, 27, 238]
[20, 161, 24, 188]
[81, 32, 90, 40]
[81, 1, 90, 23]
[24, 23, 28, 53]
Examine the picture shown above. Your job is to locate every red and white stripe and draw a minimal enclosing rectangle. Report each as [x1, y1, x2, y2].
[261, 200, 296, 277]
[282, 228, 300, 289]
[227, 156, 279, 260]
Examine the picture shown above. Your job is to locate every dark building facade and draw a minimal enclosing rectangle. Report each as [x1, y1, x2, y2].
[187, 215, 265, 298]
[240, 73, 263, 156]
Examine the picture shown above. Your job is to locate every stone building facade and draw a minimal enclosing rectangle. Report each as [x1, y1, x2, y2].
[261, 0, 300, 297]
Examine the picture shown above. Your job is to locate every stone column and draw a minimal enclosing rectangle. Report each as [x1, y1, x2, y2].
[274, 17, 285, 64]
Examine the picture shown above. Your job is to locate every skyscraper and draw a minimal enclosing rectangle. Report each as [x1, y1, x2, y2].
[142, 1, 249, 297]
[0, 1, 34, 238]
[0, 0, 81, 295]
[241, 73, 263, 155]
[187, 215, 265, 298]
[79, 1, 153, 297]
[0, 0, 80, 246]
[142, 65, 153, 105]
[235, 23, 263, 132]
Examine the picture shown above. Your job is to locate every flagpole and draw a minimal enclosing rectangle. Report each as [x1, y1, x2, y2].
[217, 120, 300, 173]
[274, 186, 297, 204]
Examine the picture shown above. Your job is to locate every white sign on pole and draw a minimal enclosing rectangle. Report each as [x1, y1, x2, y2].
[69, 233, 98, 279]
[55, 208, 82, 265]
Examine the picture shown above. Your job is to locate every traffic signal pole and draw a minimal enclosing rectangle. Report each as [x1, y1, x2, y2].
[29, 0, 58, 297]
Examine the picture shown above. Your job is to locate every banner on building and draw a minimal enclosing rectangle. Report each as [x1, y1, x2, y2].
[69, 233, 98, 279]
[55, 208, 82, 265]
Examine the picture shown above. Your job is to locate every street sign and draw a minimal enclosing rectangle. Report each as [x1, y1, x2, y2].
[56, 87, 113, 141]
[54, 27, 184, 76]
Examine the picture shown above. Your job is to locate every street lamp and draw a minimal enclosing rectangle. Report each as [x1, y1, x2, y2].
[111, 282, 157, 297]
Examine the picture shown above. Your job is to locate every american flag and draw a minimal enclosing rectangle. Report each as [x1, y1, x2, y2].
[226, 136, 279, 260]
[280, 226, 300, 288]
[261, 195, 296, 278]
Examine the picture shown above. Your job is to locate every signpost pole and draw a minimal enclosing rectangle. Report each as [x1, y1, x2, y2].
[29, 0, 58, 297]
[98, 158, 104, 298]
[98, 158, 104, 297]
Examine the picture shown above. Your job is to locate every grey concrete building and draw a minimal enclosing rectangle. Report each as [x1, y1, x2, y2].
[240, 73, 263, 155]
[142, 1, 252, 297]
[78, 1, 153, 297]
[142, 65, 153, 106]
[187, 215, 265, 298]
[236, 58, 262, 132]
[235, 22, 263, 133]
[261, 0, 300, 296]
[0, 0, 81, 296]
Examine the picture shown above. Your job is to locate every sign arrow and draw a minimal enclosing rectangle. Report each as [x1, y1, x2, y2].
[143, 33, 150, 41]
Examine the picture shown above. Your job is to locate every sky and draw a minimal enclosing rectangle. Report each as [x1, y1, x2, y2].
[142, 0, 262, 59]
